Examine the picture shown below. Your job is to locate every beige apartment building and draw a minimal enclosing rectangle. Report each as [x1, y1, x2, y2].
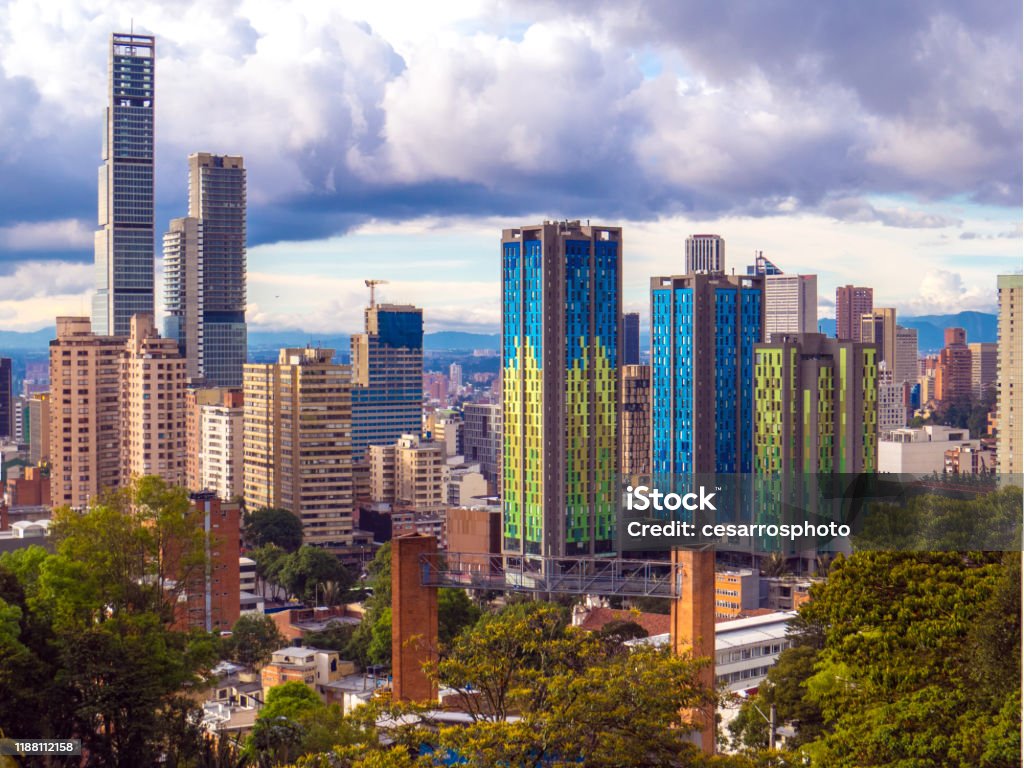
[369, 433, 445, 510]
[997, 275, 1022, 476]
[49, 317, 125, 508]
[120, 314, 187, 487]
[969, 341, 997, 397]
[243, 364, 278, 510]
[243, 348, 355, 549]
[894, 326, 919, 384]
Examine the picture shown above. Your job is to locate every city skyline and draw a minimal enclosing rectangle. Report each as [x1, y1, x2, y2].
[0, 2, 1020, 334]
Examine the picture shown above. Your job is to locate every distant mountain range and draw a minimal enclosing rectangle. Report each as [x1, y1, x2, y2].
[0, 312, 996, 356]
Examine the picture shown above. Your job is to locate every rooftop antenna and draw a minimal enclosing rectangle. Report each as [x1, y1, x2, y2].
[364, 279, 389, 308]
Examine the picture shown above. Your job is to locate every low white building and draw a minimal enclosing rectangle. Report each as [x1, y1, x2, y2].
[632, 610, 796, 693]
[878, 425, 974, 474]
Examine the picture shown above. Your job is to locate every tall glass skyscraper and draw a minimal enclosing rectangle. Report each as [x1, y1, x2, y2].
[93, 33, 156, 338]
[650, 273, 763, 475]
[350, 303, 424, 461]
[501, 221, 621, 558]
[164, 153, 247, 387]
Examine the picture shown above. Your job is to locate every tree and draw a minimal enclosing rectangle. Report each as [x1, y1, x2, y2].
[598, 617, 649, 643]
[729, 645, 824, 751]
[278, 545, 353, 605]
[0, 478, 223, 766]
[250, 544, 288, 601]
[438, 586, 482, 646]
[245, 508, 304, 553]
[260, 680, 324, 721]
[431, 602, 715, 767]
[227, 614, 287, 670]
[794, 550, 1015, 766]
[302, 621, 357, 655]
[248, 681, 361, 766]
[46, 477, 206, 624]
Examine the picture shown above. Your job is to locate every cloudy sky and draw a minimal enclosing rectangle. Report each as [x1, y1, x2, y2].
[0, 0, 1020, 333]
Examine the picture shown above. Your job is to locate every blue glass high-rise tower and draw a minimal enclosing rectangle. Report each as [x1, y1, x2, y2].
[650, 273, 764, 475]
[350, 303, 424, 461]
[93, 32, 156, 338]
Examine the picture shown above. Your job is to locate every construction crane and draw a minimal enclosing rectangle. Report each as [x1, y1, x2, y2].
[365, 279, 389, 308]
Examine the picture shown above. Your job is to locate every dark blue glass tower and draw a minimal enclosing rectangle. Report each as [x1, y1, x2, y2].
[350, 304, 424, 461]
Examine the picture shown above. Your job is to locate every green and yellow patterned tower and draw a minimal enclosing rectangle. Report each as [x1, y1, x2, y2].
[501, 221, 622, 558]
[753, 333, 877, 569]
[754, 333, 877, 476]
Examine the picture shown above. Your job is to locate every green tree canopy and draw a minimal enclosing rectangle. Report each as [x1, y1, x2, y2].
[429, 602, 715, 767]
[227, 613, 287, 670]
[0, 478, 222, 766]
[783, 550, 1018, 767]
[245, 507, 305, 552]
[278, 545, 353, 605]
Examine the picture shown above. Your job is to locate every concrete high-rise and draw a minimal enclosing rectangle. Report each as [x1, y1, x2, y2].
[877, 362, 907, 437]
[243, 348, 355, 550]
[835, 285, 873, 342]
[764, 273, 817, 341]
[120, 314, 187, 487]
[894, 326, 919, 384]
[350, 304, 424, 461]
[997, 275, 1022, 475]
[448, 362, 463, 395]
[860, 307, 897, 372]
[968, 342, 997, 397]
[502, 221, 621, 557]
[651, 273, 763, 475]
[49, 317, 125, 508]
[0, 358, 10, 439]
[463, 403, 502, 488]
[754, 333, 878, 475]
[684, 234, 725, 274]
[93, 33, 156, 337]
[28, 393, 50, 466]
[622, 312, 641, 365]
[164, 153, 247, 387]
[621, 364, 651, 478]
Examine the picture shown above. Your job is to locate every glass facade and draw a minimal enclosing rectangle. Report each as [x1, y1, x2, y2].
[651, 275, 763, 476]
[164, 155, 247, 387]
[502, 223, 621, 558]
[350, 305, 424, 461]
[93, 33, 156, 337]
